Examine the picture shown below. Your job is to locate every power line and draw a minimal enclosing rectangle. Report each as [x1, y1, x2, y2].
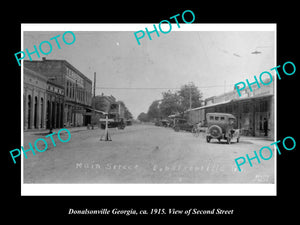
[95, 84, 235, 90]
[96, 87, 179, 90]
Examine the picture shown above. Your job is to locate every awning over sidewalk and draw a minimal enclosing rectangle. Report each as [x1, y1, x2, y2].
[86, 107, 107, 115]
[185, 100, 233, 112]
[186, 94, 273, 113]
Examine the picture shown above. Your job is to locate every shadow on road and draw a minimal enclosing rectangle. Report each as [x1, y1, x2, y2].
[207, 140, 253, 145]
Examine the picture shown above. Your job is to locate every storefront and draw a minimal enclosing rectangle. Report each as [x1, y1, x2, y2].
[204, 95, 274, 138]
[185, 80, 274, 138]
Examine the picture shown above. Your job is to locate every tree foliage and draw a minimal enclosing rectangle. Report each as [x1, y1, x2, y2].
[178, 83, 203, 110]
[147, 100, 161, 120]
[124, 106, 133, 120]
[143, 82, 203, 120]
[137, 112, 149, 122]
[160, 91, 183, 117]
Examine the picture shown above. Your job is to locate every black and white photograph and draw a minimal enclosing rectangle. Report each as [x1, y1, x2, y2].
[4, 3, 299, 221]
[21, 24, 276, 195]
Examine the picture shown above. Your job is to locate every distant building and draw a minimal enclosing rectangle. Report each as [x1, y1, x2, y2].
[204, 96, 215, 106]
[92, 94, 126, 125]
[93, 94, 117, 113]
[24, 58, 93, 127]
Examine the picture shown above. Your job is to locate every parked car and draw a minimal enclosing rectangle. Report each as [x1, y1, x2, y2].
[206, 113, 240, 144]
[173, 118, 193, 132]
[161, 119, 170, 127]
[155, 120, 162, 126]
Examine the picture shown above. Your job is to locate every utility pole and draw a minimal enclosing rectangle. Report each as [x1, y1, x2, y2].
[75, 80, 77, 127]
[224, 80, 226, 101]
[92, 72, 96, 129]
[94, 72, 96, 99]
[189, 82, 192, 109]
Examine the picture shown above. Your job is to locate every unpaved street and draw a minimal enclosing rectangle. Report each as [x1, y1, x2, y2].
[23, 124, 274, 183]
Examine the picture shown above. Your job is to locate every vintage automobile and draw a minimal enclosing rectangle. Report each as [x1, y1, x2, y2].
[155, 119, 170, 127]
[160, 119, 170, 127]
[206, 113, 240, 144]
[173, 118, 194, 132]
[100, 118, 125, 129]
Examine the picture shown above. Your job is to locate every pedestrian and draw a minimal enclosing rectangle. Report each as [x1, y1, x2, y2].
[197, 121, 202, 131]
[263, 118, 268, 136]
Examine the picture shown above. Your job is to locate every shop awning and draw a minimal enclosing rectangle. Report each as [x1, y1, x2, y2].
[86, 107, 107, 114]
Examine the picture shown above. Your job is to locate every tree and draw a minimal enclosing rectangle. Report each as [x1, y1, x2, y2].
[137, 112, 149, 122]
[178, 82, 203, 110]
[159, 90, 184, 117]
[144, 83, 203, 120]
[124, 106, 133, 120]
[117, 101, 133, 120]
[147, 100, 161, 120]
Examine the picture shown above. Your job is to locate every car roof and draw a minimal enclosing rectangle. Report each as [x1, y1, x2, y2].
[207, 113, 236, 119]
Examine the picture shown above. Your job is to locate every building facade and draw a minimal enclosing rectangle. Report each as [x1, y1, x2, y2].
[24, 58, 93, 128]
[46, 80, 64, 129]
[91, 94, 127, 125]
[64, 65, 92, 127]
[23, 67, 47, 130]
[93, 94, 117, 113]
[185, 78, 275, 138]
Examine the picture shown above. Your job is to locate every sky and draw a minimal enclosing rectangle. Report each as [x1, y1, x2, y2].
[23, 26, 275, 118]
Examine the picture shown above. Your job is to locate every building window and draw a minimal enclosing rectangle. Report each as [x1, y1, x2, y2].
[73, 83, 75, 99]
[66, 81, 69, 97]
[34, 96, 38, 129]
[27, 95, 31, 129]
[243, 102, 249, 113]
[226, 105, 232, 113]
[70, 83, 73, 99]
[260, 101, 268, 112]
[41, 97, 44, 128]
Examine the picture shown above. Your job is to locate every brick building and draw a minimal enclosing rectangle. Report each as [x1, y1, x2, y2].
[46, 79, 64, 129]
[23, 67, 47, 130]
[24, 58, 93, 128]
[93, 94, 117, 113]
[91, 94, 126, 126]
